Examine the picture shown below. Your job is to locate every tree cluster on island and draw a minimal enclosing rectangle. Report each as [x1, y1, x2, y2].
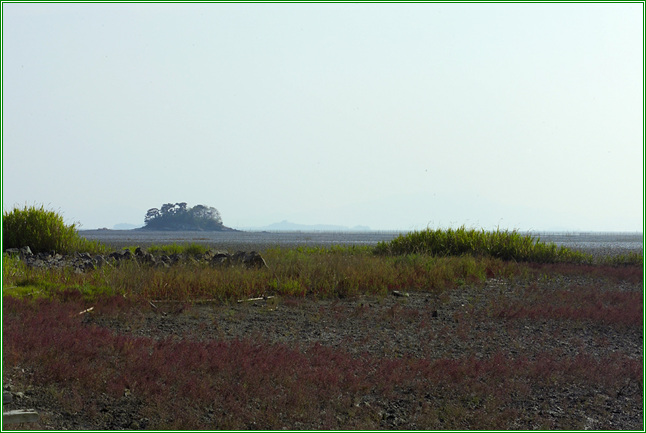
[142, 202, 232, 231]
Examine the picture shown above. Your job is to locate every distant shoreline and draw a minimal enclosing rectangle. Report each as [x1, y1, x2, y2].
[78, 229, 643, 255]
[79, 228, 644, 237]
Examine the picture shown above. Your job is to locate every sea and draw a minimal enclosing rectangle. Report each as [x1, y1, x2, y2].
[79, 229, 644, 255]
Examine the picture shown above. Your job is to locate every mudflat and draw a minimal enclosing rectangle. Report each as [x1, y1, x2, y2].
[3, 256, 642, 430]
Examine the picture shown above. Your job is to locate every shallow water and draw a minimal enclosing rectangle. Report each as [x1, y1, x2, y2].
[79, 229, 643, 254]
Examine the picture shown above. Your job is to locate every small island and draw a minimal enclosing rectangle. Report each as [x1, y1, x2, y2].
[139, 202, 237, 231]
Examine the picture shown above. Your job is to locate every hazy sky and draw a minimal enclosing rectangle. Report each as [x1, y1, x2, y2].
[2, 3, 643, 231]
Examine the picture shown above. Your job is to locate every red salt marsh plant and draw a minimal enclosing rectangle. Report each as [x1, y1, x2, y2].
[527, 261, 643, 284]
[490, 284, 643, 327]
[3, 296, 642, 430]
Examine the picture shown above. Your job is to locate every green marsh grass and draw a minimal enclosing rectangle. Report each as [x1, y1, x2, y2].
[600, 251, 644, 266]
[2, 246, 521, 303]
[2, 254, 115, 300]
[374, 226, 592, 263]
[3, 204, 107, 254]
[2, 228, 638, 303]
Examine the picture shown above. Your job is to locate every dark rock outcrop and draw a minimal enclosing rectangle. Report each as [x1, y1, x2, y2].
[4, 246, 268, 273]
[229, 251, 266, 269]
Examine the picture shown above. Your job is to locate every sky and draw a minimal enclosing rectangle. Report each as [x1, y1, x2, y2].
[2, 2, 644, 232]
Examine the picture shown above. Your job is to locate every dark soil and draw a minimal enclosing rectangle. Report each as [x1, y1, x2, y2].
[3, 268, 643, 430]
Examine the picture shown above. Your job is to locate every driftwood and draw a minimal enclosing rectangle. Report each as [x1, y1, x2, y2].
[237, 296, 275, 303]
[3, 409, 39, 425]
[3, 391, 39, 425]
[78, 307, 94, 315]
[150, 299, 220, 304]
[147, 296, 275, 305]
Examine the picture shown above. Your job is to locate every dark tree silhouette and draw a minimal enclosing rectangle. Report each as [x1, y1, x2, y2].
[142, 202, 225, 231]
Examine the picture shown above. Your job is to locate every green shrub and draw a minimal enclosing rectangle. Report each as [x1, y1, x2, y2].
[374, 226, 592, 264]
[2, 205, 106, 254]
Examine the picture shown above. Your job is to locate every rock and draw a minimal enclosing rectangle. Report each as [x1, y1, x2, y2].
[77, 252, 92, 261]
[209, 252, 231, 267]
[4, 246, 33, 258]
[168, 254, 181, 265]
[203, 250, 227, 260]
[5, 247, 267, 273]
[94, 255, 107, 268]
[231, 251, 247, 265]
[242, 251, 268, 269]
[128, 247, 156, 265]
[230, 251, 268, 269]
[109, 250, 133, 261]
[204, 250, 267, 269]
[155, 260, 170, 269]
[142, 252, 156, 265]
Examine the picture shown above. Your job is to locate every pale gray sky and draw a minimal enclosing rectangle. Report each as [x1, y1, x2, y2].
[2, 2, 643, 231]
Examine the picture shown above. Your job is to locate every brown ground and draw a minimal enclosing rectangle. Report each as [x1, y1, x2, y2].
[4, 268, 643, 430]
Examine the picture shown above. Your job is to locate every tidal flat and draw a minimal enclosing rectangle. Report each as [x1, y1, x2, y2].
[3, 231, 643, 430]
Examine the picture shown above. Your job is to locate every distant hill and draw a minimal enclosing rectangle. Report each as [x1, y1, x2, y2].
[242, 220, 372, 232]
[113, 223, 142, 230]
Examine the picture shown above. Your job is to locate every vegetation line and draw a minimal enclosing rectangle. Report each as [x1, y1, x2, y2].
[2, 205, 642, 303]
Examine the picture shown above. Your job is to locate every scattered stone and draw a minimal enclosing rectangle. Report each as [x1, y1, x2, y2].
[209, 252, 231, 267]
[94, 255, 107, 268]
[242, 251, 268, 269]
[231, 251, 268, 269]
[4, 248, 20, 257]
[4, 246, 268, 273]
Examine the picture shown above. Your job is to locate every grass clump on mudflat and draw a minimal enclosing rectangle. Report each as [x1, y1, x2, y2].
[3, 204, 107, 255]
[374, 226, 591, 263]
